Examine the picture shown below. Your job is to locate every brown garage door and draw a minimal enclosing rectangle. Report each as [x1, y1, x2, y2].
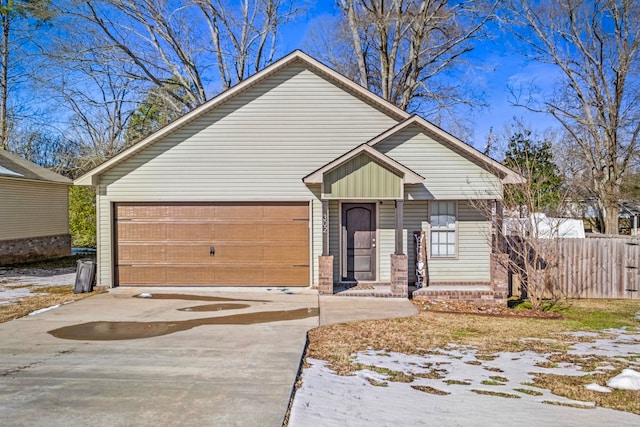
[114, 202, 309, 286]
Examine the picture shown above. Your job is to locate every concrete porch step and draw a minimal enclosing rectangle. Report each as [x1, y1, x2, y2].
[334, 283, 396, 298]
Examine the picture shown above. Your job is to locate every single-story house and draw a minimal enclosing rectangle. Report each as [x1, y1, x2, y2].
[75, 51, 522, 300]
[0, 149, 71, 264]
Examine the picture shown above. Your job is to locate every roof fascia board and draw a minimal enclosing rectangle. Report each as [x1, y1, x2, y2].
[0, 175, 71, 186]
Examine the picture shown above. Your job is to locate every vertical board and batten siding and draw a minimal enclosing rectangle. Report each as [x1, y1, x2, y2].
[0, 179, 69, 240]
[323, 154, 402, 199]
[374, 125, 502, 200]
[96, 62, 400, 286]
[539, 236, 640, 298]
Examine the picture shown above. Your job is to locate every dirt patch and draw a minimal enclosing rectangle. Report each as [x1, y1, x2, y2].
[414, 300, 563, 319]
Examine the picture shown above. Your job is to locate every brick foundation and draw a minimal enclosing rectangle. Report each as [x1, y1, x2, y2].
[390, 254, 408, 298]
[318, 255, 334, 295]
[0, 234, 71, 265]
[412, 287, 505, 305]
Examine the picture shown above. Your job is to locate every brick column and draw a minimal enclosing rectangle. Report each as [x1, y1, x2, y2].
[318, 255, 334, 295]
[491, 253, 509, 299]
[390, 254, 408, 298]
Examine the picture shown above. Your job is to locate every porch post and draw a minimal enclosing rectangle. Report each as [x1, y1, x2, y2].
[318, 199, 334, 295]
[395, 199, 404, 255]
[322, 200, 329, 255]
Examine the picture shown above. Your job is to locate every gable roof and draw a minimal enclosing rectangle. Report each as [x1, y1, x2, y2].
[74, 50, 409, 186]
[0, 149, 71, 184]
[367, 116, 525, 185]
[303, 143, 424, 184]
[74, 50, 523, 187]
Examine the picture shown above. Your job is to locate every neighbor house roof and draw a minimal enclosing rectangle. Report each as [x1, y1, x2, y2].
[74, 50, 523, 187]
[0, 149, 71, 184]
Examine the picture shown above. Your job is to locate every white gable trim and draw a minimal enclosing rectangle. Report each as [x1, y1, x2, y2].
[303, 143, 424, 185]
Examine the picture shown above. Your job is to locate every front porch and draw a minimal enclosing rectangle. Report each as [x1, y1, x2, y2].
[319, 253, 509, 304]
[305, 142, 509, 305]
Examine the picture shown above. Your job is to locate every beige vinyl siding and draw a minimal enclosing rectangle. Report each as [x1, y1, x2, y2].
[323, 154, 402, 199]
[381, 201, 490, 284]
[427, 201, 491, 282]
[0, 178, 68, 240]
[378, 201, 395, 281]
[96, 188, 110, 286]
[404, 201, 430, 283]
[329, 200, 340, 281]
[312, 198, 321, 284]
[375, 124, 502, 200]
[96, 63, 399, 285]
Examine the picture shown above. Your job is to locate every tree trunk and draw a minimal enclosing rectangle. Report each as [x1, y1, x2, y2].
[0, 4, 9, 151]
[604, 201, 619, 235]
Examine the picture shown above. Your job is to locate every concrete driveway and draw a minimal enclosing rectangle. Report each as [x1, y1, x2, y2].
[0, 288, 319, 427]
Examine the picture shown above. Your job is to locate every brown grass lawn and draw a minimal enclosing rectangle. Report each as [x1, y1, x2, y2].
[307, 299, 640, 414]
[0, 285, 101, 324]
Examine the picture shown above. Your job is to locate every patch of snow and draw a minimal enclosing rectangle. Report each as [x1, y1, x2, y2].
[290, 329, 640, 426]
[290, 358, 637, 427]
[28, 304, 61, 316]
[585, 383, 611, 393]
[562, 331, 602, 338]
[138, 292, 153, 298]
[607, 369, 640, 391]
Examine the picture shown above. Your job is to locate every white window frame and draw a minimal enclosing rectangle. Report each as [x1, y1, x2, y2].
[428, 201, 458, 259]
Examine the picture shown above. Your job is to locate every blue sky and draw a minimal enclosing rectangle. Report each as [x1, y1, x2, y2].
[278, 1, 560, 152]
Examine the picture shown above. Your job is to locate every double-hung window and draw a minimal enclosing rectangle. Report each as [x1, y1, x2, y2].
[430, 201, 457, 257]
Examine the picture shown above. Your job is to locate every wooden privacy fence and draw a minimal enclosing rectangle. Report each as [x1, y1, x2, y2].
[511, 236, 640, 299]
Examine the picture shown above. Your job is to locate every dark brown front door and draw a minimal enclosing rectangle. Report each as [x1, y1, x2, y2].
[342, 203, 376, 281]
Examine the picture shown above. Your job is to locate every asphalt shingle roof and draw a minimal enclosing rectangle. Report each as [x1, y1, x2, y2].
[0, 149, 71, 184]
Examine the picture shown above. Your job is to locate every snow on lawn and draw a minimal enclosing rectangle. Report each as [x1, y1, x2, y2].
[289, 329, 640, 426]
[0, 269, 75, 306]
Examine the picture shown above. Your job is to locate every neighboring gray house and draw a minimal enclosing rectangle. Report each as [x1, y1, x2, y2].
[0, 150, 71, 264]
[75, 51, 522, 301]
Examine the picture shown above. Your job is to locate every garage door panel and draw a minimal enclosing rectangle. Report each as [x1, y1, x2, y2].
[118, 244, 166, 263]
[117, 204, 167, 219]
[118, 223, 166, 241]
[166, 267, 215, 285]
[118, 243, 309, 265]
[165, 223, 216, 241]
[166, 204, 217, 219]
[118, 266, 167, 285]
[115, 202, 310, 286]
[213, 265, 307, 286]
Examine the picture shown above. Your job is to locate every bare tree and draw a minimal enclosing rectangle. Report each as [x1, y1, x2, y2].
[318, 0, 494, 116]
[479, 125, 570, 309]
[62, 0, 298, 112]
[503, 0, 640, 234]
[196, 0, 297, 90]
[0, 0, 53, 150]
